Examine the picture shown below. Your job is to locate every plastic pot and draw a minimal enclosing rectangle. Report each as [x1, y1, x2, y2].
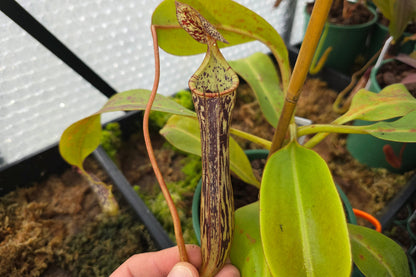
[346, 59, 416, 173]
[367, 22, 416, 59]
[303, 4, 377, 74]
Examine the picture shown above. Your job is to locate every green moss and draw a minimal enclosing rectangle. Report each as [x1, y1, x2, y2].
[149, 90, 194, 129]
[134, 154, 201, 245]
[0, 181, 152, 277]
[101, 122, 122, 162]
[60, 213, 156, 277]
[0, 194, 62, 277]
[149, 110, 171, 130]
[173, 90, 194, 110]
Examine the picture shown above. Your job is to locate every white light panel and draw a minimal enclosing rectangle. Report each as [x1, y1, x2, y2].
[1, 0, 297, 166]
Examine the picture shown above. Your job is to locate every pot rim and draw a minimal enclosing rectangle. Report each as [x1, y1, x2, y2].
[304, 3, 378, 29]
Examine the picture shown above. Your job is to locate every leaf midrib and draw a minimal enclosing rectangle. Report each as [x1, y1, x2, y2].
[290, 145, 314, 275]
[338, 99, 416, 124]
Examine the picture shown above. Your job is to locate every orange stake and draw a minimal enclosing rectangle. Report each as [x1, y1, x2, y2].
[353, 208, 382, 232]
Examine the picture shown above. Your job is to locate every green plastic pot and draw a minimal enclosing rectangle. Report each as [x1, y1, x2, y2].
[346, 59, 416, 173]
[304, 4, 377, 74]
[191, 149, 357, 245]
[367, 22, 416, 59]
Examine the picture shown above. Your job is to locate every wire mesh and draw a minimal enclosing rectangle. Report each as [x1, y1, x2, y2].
[384, 198, 416, 275]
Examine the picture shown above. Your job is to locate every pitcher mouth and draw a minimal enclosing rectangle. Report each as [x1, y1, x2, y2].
[189, 76, 239, 97]
[188, 42, 239, 98]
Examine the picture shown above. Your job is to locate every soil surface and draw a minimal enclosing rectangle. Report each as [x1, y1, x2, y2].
[376, 59, 416, 96]
[306, 1, 374, 25]
[0, 158, 156, 277]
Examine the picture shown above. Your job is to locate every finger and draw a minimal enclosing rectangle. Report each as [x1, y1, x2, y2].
[167, 262, 199, 277]
[216, 263, 240, 277]
[110, 244, 202, 277]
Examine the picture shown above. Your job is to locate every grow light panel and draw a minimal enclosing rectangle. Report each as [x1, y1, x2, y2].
[0, 0, 294, 167]
[0, 13, 121, 168]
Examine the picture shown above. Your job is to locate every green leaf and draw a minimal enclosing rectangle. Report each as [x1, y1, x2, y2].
[152, 0, 290, 91]
[59, 114, 102, 169]
[229, 137, 260, 188]
[389, 0, 416, 41]
[159, 115, 202, 156]
[372, 0, 393, 20]
[360, 110, 416, 142]
[60, 117, 121, 216]
[337, 84, 416, 124]
[259, 141, 351, 276]
[100, 89, 196, 117]
[374, 0, 416, 41]
[59, 89, 195, 168]
[229, 52, 284, 127]
[230, 202, 272, 277]
[160, 115, 260, 187]
[348, 224, 411, 277]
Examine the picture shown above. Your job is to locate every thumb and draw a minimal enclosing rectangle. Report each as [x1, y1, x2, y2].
[167, 262, 199, 277]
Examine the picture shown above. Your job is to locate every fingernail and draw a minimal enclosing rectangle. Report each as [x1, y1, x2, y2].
[167, 264, 195, 277]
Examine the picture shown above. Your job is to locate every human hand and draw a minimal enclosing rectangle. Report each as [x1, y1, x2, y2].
[110, 244, 240, 277]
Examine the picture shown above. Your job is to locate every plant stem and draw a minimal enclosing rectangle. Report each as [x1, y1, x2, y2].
[302, 112, 351, 148]
[230, 127, 271, 149]
[333, 48, 381, 113]
[303, 132, 330, 148]
[342, 0, 348, 19]
[298, 124, 368, 138]
[268, 0, 333, 157]
[143, 25, 188, 262]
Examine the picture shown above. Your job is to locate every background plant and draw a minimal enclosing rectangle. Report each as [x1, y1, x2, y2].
[372, 0, 416, 43]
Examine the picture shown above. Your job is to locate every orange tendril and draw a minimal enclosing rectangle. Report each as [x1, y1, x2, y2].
[353, 208, 382, 233]
[143, 25, 188, 262]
